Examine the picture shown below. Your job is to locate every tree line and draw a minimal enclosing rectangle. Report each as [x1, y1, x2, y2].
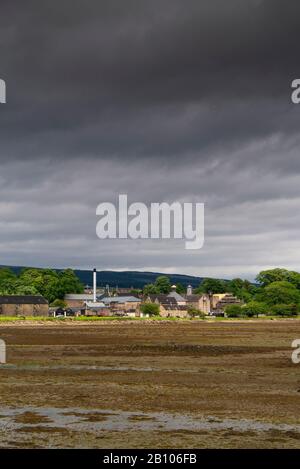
[225, 268, 300, 317]
[142, 269, 300, 317]
[1, 266, 299, 317]
[0, 267, 83, 304]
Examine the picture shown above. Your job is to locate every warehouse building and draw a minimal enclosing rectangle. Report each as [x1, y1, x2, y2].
[0, 295, 48, 317]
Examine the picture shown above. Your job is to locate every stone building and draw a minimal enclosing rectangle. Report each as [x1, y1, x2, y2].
[212, 293, 242, 312]
[168, 285, 187, 305]
[100, 296, 141, 315]
[159, 303, 189, 318]
[0, 295, 48, 317]
[185, 288, 242, 315]
[64, 293, 95, 308]
[146, 294, 189, 318]
[84, 295, 141, 316]
[185, 293, 211, 314]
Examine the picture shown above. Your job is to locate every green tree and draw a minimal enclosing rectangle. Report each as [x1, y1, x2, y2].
[228, 278, 255, 302]
[256, 268, 290, 287]
[255, 268, 300, 289]
[41, 270, 61, 303]
[143, 283, 159, 295]
[228, 278, 245, 294]
[19, 268, 46, 294]
[242, 301, 268, 317]
[51, 299, 67, 308]
[15, 284, 38, 295]
[196, 278, 226, 294]
[58, 269, 84, 297]
[154, 276, 171, 294]
[176, 283, 185, 294]
[0, 285, 15, 295]
[0, 267, 16, 282]
[0, 268, 18, 294]
[261, 281, 300, 305]
[140, 302, 160, 316]
[18, 267, 83, 303]
[285, 271, 300, 289]
[270, 304, 298, 317]
[225, 304, 243, 317]
[130, 289, 142, 297]
[187, 306, 205, 318]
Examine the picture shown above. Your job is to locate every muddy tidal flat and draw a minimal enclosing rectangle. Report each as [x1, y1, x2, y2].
[0, 320, 300, 448]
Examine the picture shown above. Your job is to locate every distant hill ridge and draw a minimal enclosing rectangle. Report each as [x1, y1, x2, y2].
[0, 265, 207, 289]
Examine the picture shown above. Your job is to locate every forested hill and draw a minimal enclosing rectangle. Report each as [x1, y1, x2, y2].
[75, 270, 204, 288]
[0, 266, 204, 289]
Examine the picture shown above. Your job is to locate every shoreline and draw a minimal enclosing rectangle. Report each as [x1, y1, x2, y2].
[1, 317, 300, 327]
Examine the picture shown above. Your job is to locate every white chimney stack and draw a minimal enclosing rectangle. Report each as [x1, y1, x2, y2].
[93, 268, 97, 303]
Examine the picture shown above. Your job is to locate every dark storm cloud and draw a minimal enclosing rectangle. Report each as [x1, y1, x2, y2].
[0, 0, 300, 277]
[1, 0, 300, 160]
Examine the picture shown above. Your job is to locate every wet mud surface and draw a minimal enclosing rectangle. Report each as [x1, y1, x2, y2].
[0, 320, 300, 447]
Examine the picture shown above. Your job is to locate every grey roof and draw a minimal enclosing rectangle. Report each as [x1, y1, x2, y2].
[185, 294, 203, 302]
[148, 295, 177, 305]
[0, 295, 48, 305]
[167, 291, 186, 302]
[85, 301, 106, 308]
[85, 304, 108, 311]
[115, 292, 137, 296]
[101, 296, 141, 304]
[65, 294, 94, 300]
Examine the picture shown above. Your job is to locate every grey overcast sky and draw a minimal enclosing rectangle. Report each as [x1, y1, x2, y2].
[0, 0, 300, 280]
